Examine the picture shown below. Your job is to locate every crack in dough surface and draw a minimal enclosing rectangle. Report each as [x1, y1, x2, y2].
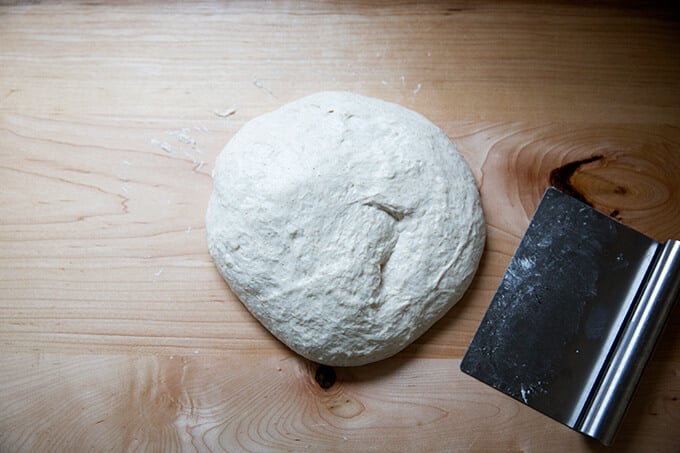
[206, 91, 486, 366]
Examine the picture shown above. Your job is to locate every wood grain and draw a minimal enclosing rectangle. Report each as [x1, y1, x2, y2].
[1, 1, 679, 451]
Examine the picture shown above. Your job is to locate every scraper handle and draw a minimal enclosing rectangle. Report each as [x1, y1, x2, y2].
[579, 240, 680, 446]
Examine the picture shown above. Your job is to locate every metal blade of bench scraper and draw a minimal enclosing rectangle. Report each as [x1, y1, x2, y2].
[460, 187, 660, 442]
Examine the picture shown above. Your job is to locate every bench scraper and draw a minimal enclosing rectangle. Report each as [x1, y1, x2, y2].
[461, 186, 680, 446]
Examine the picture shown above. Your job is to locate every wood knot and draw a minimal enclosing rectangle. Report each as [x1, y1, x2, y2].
[314, 365, 336, 390]
[549, 154, 604, 206]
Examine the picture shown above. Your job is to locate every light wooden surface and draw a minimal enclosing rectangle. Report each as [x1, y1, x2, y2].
[1, 2, 679, 451]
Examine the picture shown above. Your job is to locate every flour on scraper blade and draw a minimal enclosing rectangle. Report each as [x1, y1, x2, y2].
[206, 91, 485, 366]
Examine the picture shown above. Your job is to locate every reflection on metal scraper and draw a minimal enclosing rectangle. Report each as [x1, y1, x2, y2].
[461, 186, 680, 446]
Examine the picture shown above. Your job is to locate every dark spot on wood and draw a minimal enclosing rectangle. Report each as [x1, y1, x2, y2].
[614, 185, 628, 195]
[610, 209, 620, 219]
[549, 155, 604, 206]
[315, 364, 336, 390]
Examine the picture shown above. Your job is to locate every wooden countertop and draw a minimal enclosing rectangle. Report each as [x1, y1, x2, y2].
[1, 2, 679, 451]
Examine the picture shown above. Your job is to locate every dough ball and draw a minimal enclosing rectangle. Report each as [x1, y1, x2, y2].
[206, 91, 485, 366]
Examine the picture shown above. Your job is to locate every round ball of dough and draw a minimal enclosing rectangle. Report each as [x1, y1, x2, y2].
[206, 92, 485, 366]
